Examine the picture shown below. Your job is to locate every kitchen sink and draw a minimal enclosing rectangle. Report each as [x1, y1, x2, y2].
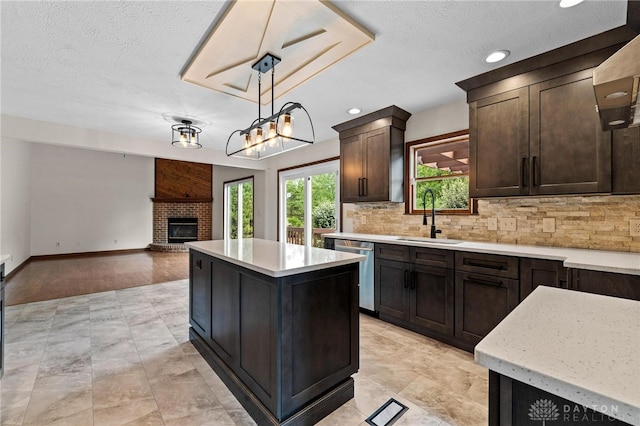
[395, 237, 463, 245]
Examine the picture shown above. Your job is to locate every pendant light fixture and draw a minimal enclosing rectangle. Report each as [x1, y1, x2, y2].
[172, 119, 202, 149]
[226, 53, 315, 160]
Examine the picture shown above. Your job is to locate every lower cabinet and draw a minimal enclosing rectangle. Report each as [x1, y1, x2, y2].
[375, 245, 455, 338]
[519, 258, 567, 301]
[569, 269, 640, 301]
[454, 251, 520, 349]
[454, 272, 519, 348]
[189, 250, 212, 340]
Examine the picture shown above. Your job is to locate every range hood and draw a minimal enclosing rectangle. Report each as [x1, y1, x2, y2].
[593, 34, 640, 131]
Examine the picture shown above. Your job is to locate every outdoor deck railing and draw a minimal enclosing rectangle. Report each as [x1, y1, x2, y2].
[286, 227, 335, 247]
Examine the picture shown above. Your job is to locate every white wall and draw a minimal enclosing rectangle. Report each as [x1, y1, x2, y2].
[404, 99, 469, 141]
[1, 138, 33, 273]
[30, 143, 154, 255]
[211, 165, 266, 240]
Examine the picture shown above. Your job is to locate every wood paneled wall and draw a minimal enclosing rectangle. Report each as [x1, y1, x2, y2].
[154, 158, 212, 200]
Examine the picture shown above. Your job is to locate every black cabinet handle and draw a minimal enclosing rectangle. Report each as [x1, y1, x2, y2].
[520, 157, 528, 188]
[404, 270, 409, 288]
[465, 260, 505, 270]
[466, 274, 503, 287]
[358, 178, 363, 196]
[363, 177, 368, 196]
[410, 271, 416, 290]
[559, 279, 567, 289]
[195, 259, 202, 269]
[532, 156, 539, 187]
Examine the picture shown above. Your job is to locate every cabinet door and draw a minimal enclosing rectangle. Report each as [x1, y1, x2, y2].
[189, 251, 211, 340]
[340, 134, 364, 203]
[455, 272, 519, 347]
[612, 126, 640, 194]
[210, 259, 239, 367]
[570, 269, 640, 301]
[519, 258, 567, 301]
[362, 128, 390, 202]
[530, 70, 611, 195]
[410, 265, 454, 336]
[375, 258, 409, 321]
[469, 88, 529, 197]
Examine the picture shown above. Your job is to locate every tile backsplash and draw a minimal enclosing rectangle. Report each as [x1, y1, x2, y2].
[349, 195, 640, 252]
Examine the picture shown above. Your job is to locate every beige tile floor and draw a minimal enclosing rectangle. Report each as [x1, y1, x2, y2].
[0, 280, 487, 425]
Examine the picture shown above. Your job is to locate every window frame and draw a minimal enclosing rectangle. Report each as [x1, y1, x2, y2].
[277, 157, 340, 246]
[223, 176, 254, 240]
[404, 129, 474, 215]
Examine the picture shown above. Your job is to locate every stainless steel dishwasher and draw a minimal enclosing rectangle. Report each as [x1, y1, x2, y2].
[334, 239, 375, 313]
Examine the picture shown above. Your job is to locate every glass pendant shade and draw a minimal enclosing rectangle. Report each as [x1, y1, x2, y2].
[172, 120, 202, 149]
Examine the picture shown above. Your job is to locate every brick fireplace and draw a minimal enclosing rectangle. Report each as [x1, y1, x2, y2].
[150, 158, 214, 252]
[150, 201, 212, 252]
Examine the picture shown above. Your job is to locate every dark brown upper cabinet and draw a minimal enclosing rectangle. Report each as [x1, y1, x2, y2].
[611, 126, 640, 194]
[333, 106, 411, 203]
[459, 26, 639, 198]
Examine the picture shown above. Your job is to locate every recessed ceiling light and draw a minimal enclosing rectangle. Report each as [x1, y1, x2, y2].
[608, 119, 626, 126]
[485, 50, 510, 64]
[559, 0, 585, 8]
[347, 108, 361, 115]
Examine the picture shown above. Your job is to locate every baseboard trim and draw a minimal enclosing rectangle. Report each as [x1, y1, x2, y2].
[30, 248, 149, 261]
[4, 257, 30, 282]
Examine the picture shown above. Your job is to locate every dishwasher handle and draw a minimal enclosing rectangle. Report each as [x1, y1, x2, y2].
[335, 245, 374, 252]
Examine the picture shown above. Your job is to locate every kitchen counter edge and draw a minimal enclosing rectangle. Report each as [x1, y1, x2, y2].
[323, 233, 640, 276]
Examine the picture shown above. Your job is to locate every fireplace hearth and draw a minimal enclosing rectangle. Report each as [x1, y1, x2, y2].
[167, 218, 198, 244]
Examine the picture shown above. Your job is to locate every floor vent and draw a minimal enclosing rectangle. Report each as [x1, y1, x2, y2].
[366, 398, 408, 426]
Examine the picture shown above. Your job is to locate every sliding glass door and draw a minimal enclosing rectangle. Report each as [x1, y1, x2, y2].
[224, 177, 254, 239]
[279, 161, 339, 247]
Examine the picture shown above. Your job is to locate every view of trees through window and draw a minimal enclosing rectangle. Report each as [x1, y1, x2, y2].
[415, 166, 469, 210]
[409, 133, 470, 213]
[228, 180, 253, 239]
[284, 170, 337, 247]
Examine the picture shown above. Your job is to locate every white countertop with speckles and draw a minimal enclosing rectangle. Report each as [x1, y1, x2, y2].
[186, 238, 364, 278]
[324, 233, 640, 276]
[475, 286, 640, 425]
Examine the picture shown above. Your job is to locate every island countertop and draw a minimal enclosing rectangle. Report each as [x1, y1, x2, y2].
[323, 232, 640, 276]
[186, 238, 365, 278]
[475, 286, 640, 425]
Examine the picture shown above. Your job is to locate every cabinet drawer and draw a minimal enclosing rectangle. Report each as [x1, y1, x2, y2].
[455, 252, 519, 279]
[410, 247, 454, 269]
[375, 243, 410, 262]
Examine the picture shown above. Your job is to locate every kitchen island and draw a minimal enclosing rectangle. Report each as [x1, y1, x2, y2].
[475, 286, 640, 425]
[186, 239, 364, 426]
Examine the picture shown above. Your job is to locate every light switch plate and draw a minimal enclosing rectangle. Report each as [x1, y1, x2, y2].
[487, 217, 498, 231]
[630, 219, 640, 237]
[499, 217, 517, 232]
[542, 218, 556, 233]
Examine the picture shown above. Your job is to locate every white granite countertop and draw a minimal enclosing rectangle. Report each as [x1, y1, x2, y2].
[475, 286, 640, 425]
[324, 233, 640, 276]
[186, 239, 365, 278]
[0, 255, 9, 265]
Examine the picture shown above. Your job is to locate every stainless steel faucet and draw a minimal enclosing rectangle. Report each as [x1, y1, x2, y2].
[422, 188, 442, 239]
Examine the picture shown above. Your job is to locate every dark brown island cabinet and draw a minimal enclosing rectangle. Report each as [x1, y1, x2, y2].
[187, 240, 362, 426]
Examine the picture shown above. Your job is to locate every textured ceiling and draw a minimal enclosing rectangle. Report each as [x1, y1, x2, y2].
[0, 0, 629, 162]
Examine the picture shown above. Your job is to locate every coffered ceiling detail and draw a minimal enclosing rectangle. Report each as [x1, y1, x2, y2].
[181, 0, 375, 104]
